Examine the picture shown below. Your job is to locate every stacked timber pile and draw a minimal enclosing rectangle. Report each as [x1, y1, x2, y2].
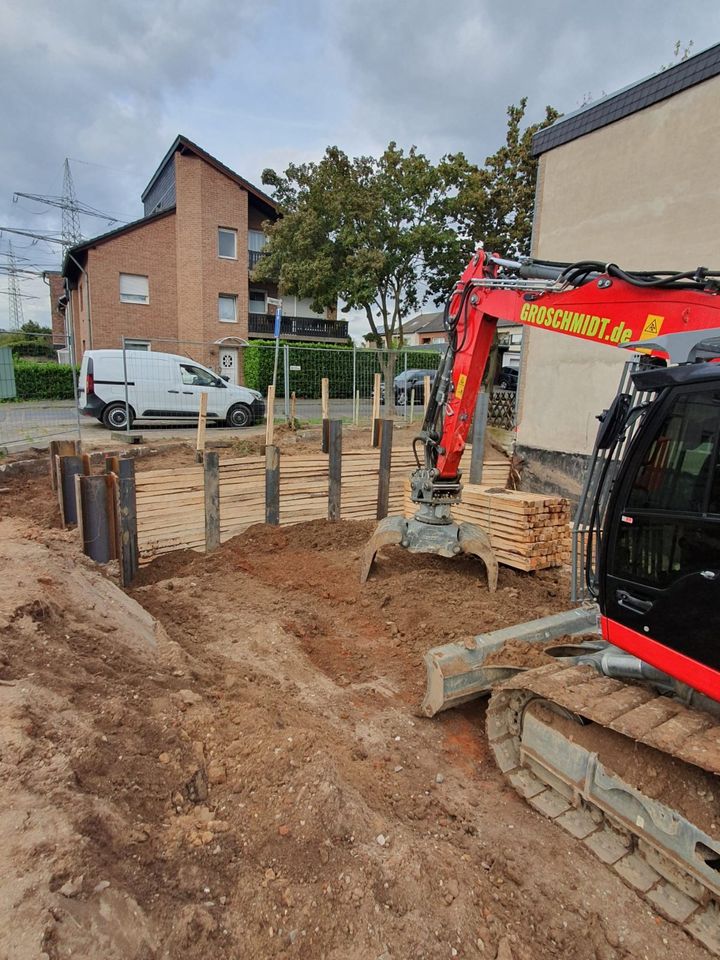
[135, 465, 205, 560]
[404, 481, 571, 572]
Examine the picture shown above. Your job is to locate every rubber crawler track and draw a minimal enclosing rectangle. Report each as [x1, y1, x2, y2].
[487, 661, 720, 955]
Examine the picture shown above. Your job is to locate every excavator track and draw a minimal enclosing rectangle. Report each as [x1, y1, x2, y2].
[487, 661, 720, 954]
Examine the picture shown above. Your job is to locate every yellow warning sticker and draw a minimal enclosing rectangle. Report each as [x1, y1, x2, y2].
[456, 373, 467, 399]
[640, 314, 664, 339]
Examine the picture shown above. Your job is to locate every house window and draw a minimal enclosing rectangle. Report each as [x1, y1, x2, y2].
[249, 289, 266, 314]
[218, 228, 237, 260]
[119, 273, 149, 304]
[219, 294, 237, 323]
[124, 339, 150, 351]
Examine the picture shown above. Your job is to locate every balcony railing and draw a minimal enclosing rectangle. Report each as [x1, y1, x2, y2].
[248, 313, 349, 341]
[248, 249, 265, 269]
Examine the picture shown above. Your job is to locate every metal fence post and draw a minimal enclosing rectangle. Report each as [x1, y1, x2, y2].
[352, 344, 357, 423]
[469, 389, 489, 485]
[403, 349, 408, 421]
[283, 343, 290, 422]
[121, 335, 131, 435]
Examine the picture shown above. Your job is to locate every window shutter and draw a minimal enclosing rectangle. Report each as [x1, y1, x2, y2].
[119, 274, 149, 302]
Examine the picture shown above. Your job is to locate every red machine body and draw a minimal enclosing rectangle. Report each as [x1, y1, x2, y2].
[429, 249, 720, 702]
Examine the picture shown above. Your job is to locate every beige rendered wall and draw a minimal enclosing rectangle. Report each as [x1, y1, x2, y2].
[518, 75, 720, 456]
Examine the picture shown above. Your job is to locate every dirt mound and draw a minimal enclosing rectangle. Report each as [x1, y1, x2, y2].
[0, 514, 709, 960]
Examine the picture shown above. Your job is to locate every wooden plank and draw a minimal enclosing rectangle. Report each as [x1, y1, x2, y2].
[204, 451, 220, 553]
[265, 445, 280, 526]
[376, 419, 393, 520]
[195, 391, 208, 463]
[328, 420, 342, 522]
[423, 375, 431, 414]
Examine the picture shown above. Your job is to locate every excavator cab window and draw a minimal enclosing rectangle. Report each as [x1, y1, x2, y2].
[603, 383, 720, 671]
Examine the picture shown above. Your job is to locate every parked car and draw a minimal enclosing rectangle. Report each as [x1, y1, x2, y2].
[495, 365, 519, 391]
[392, 368, 438, 404]
[78, 349, 265, 430]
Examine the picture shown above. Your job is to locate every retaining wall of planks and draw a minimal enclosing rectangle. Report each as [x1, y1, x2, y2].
[135, 448, 512, 564]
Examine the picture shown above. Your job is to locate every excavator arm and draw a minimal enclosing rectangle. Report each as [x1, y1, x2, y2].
[429, 249, 720, 481]
[361, 248, 720, 585]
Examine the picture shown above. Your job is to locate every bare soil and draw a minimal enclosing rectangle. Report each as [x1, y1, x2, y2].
[0, 460, 714, 959]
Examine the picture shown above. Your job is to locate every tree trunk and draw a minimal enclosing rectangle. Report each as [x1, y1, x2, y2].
[377, 349, 397, 418]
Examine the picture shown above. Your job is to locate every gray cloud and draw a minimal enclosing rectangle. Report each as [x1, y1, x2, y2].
[2, 0, 718, 330]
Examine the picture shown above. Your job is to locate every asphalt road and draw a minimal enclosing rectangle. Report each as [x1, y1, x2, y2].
[0, 397, 413, 452]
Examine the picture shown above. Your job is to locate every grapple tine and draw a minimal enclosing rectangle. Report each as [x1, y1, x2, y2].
[457, 522, 498, 592]
[359, 516, 407, 583]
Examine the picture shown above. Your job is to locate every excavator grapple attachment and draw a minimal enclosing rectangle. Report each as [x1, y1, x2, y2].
[360, 516, 498, 590]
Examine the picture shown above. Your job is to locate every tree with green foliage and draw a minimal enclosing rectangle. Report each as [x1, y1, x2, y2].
[255, 143, 480, 351]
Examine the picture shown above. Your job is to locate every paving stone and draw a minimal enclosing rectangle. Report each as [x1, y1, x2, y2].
[613, 852, 661, 892]
[508, 769, 545, 799]
[527, 788, 571, 819]
[646, 881, 699, 924]
[584, 827, 631, 865]
[555, 806, 598, 839]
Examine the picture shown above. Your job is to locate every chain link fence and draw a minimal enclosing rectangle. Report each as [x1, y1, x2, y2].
[0, 330, 82, 453]
[0, 332, 529, 453]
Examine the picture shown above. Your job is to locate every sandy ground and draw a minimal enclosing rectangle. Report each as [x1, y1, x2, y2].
[0, 444, 713, 960]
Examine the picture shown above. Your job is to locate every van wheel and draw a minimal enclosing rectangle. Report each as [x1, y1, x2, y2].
[226, 403, 253, 428]
[102, 403, 134, 430]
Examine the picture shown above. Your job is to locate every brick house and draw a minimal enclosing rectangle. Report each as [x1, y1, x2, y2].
[60, 135, 346, 382]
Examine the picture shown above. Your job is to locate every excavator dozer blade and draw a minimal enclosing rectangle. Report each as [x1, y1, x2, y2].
[421, 605, 601, 717]
[360, 516, 499, 590]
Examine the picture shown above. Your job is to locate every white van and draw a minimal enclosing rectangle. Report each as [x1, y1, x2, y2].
[78, 349, 265, 430]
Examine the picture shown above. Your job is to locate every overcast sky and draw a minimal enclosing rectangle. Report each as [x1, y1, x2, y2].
[1, 0, 718, 338]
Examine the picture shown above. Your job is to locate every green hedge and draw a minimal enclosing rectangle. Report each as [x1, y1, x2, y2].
[12, 360, 78, 400]
[243, 341, 442, 398]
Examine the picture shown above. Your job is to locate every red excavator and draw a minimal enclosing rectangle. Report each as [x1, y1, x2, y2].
[363, 248, 720, 951]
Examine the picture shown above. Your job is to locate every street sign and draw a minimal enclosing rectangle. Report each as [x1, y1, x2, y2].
[273, 307, 282, 339]
[289, 364, 301, 371]
[267, 296, 282, 307]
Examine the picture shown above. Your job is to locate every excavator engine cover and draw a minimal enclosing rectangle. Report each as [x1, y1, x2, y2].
[360, 515, 498, 590]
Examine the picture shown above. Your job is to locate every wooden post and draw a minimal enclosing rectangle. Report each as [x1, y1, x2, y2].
[423, 375, 431, 414]
[321, 377, 330, 453]
[290, 391, 297, 428]
[76, 475, 114, 564]
[409, 387, 416, 424]
[328, 420, 342, 522]
[116, 458, 139, 586]
[354, 390, 360, 426]
[265, 444, 280, 525]
[204, 451, 220, 553]
[195, 391, 208, 463]
[372, 372, 382, 447]
[265, 384, 275, 447]
[376, 418, 394, 520]
[105, 472, 119, 560]
[469, 389, 489, 485]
